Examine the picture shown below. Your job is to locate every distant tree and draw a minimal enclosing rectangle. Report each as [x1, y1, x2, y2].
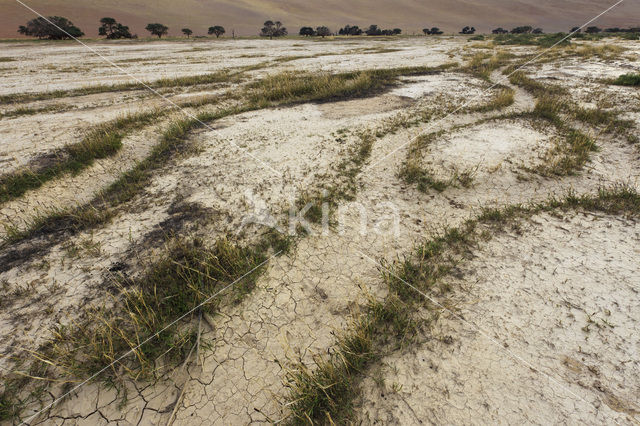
[459, 26, 476, 34]
[260, 20, 287, 38]
[510, 25, 533, 34]
[98, 17, 116, 36]
[182, 28, 193, 38]
[18, 16, 84, 39]
[339, 25, 362, 35]
[145, 23, 168, 38]
[365, 24, 382, 36]
[423, 28, 431, 35]
[430, 27, 443, 35]
[299, 26, 315, 36]
[492, 27, 508, 34]
[585, 26, 602, 33]
[99, 17, 133, 39]
[363, 24, 398, 36]
[570, 26, 581, 33]
[208, 25, 225, 37]
[532, 28, 543, 34]
[316, 26, 331, 37]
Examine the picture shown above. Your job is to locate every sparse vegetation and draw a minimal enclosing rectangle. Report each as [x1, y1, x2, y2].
[463, 50, 515, 80]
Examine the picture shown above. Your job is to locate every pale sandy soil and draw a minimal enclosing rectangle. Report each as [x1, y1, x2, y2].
[0, 36, 638, 425]
[358, 212, 640, 424]
[0, 38, 463, 96]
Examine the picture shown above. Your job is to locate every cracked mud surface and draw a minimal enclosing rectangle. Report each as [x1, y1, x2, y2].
[0, 36, 638, 425]
[358, 212, 640, 424]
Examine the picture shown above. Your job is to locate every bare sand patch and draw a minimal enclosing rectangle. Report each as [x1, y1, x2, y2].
[423, 120, 555, 182]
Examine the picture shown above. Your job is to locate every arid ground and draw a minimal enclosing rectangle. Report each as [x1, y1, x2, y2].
[0, 35, 639, 425]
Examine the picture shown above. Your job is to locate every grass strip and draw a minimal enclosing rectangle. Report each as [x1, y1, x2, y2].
[0, 110, 162, 203]
[0, 70, 234, 105]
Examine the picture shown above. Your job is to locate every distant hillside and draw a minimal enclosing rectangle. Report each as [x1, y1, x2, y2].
[2, 0, 638, 38]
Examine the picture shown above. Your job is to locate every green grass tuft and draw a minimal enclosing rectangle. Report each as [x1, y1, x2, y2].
[610, 73, 640, 86]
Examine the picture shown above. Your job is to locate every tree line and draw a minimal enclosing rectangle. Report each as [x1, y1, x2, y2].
[17, 16, 226, 39]
[16, 16, 640, 40]
[299, 24, 402, 37]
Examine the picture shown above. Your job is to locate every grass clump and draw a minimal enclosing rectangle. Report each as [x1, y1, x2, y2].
[570, 44, 625, 60]
[610, 73, 640, 86]
[398, 159, 450, 192]
[2, 231, 292, 421]
[463, 51, 515, 80]
[471, 87, 514, 112]
[44, 235, 285, 379]
[534, 127, 597, 176]
[285, 295, 415, 424]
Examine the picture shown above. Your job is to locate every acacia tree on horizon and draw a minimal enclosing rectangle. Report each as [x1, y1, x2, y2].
[145, 23, 168, 38]
[316, 26, 331, 38]
[459, 26, 476, 34]
[299, 26, 315, 36]
[423, 27, 443, 35]
[182, 28, 193, 38]
[261, 20, 287, 39]
[208, 26, 226, 37]
[338, 25, 363, 35]
[99, 17, 133, 39]
[18, 16, 84, 39]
